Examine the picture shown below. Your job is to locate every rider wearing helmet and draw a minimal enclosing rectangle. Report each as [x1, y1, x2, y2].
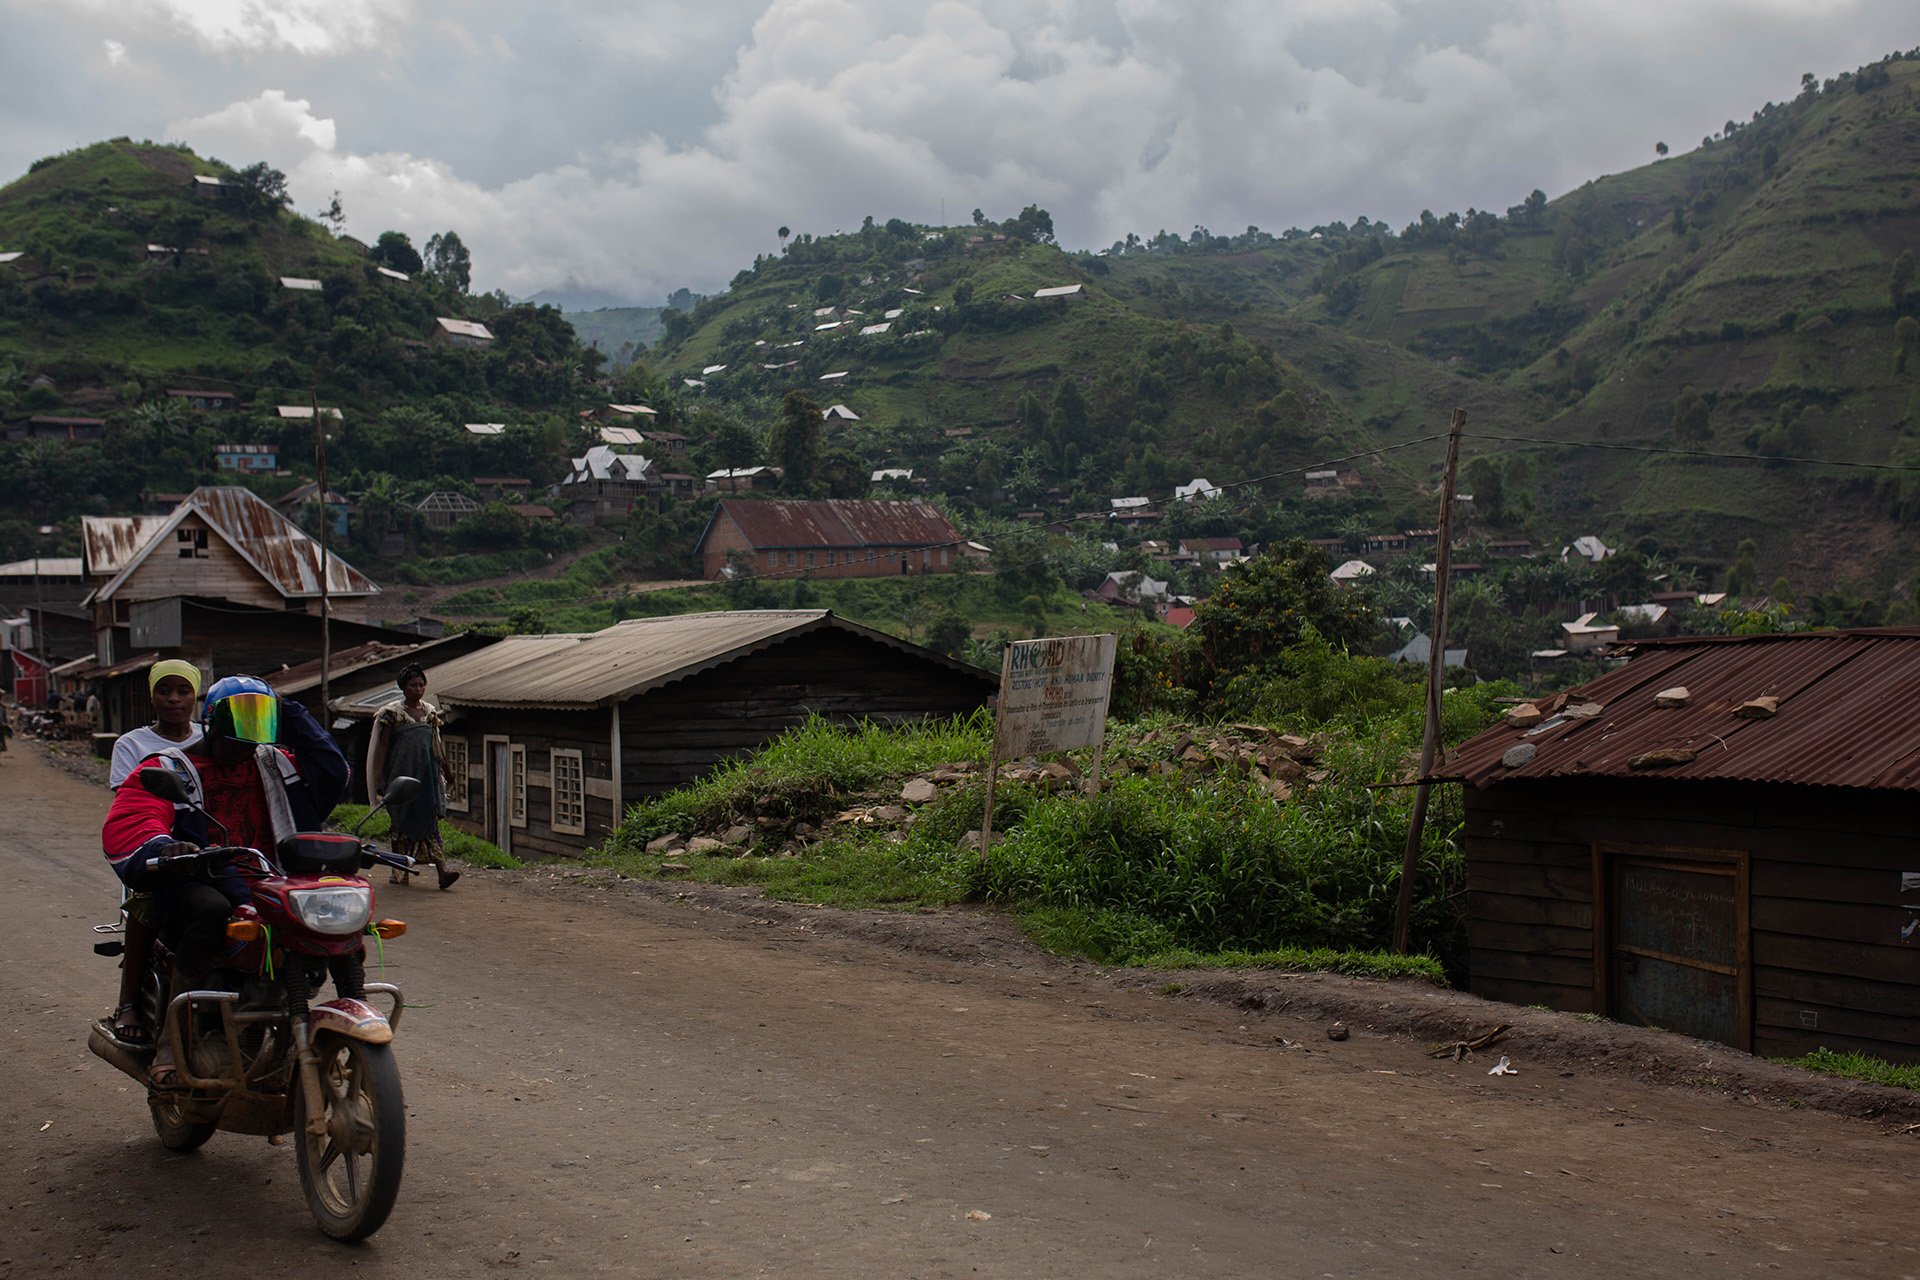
[101, 675, 351, 1087]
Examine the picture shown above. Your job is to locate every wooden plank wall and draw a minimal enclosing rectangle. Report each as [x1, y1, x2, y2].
[620, 630, 992, 799]
[442, 707, 616, 859]
[1464, 779, 1920, 1063]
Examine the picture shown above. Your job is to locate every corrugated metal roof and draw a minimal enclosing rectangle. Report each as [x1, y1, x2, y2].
[1439, 629, 1920, 793]
[713, 499, 960, 551]
[83, 516, 169, 578]
[94, 488, 379, 602]
[400, 610, 992, 711]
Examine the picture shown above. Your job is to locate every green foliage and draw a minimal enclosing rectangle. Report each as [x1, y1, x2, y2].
[604, 712, 995, 850]
[1191, 539, 1377, 690]
[1781, 1047, 1920, 1090]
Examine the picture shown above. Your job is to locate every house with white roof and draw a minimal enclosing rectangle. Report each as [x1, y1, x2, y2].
[561, 445, 661, 524]
[434, 317, 495, 348]
[1173, 478, 1222, 502]
[1034, 284, 1084, 300]
[1560, 612, 1619, 653]
[1330, 559, 1376, 586]
[1563, 535, 1614, 565]
[280, 276, 322, 292]
[823, 404, 860, 422]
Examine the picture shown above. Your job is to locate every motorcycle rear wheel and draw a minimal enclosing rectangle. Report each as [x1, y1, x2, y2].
[149, 1089, 218, 1152]
[295, 1033, 406, 1242]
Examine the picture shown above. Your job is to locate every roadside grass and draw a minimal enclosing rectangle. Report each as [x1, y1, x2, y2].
[328, 802, 521, 869]
[595, 690, 1497, 981]
[1781, 1048, 1920, 1091]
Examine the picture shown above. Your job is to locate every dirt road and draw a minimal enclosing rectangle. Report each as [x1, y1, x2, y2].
[1, 744, 1913, 1279]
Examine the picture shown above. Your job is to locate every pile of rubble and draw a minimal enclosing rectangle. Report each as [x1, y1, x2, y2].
[639, 724, 1329, 867]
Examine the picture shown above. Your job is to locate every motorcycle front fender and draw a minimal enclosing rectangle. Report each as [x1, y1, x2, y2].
[309, 997, 394, 1046]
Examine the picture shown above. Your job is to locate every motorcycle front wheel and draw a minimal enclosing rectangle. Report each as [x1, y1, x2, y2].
[295, 1032, 406, 1242]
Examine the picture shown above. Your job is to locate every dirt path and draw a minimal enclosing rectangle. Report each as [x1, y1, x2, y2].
[1, 744, 1914, 1279]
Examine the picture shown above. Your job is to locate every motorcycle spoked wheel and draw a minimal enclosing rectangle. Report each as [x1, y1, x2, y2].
[295, 1032, 407, 1242]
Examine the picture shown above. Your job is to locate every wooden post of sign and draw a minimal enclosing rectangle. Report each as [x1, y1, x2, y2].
[978, 643, 1014, 858]
[1393, 407, 1466, 954]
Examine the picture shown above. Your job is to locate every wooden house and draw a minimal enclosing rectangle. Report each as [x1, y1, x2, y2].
[561, 445, 662, 524]
[1438, 630, 1920, 1063]
[433, 317, 495, 348]
[331, 611, 995, 858]
[697, 499, 964, 580]
[82, 488, 380, 670]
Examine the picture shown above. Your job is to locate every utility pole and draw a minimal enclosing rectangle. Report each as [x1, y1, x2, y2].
[312, 381, 332, 719]
[1393, 407, 1466, 954]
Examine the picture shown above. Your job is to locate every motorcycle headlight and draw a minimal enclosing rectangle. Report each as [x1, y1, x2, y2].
[288, 886, 373, 936]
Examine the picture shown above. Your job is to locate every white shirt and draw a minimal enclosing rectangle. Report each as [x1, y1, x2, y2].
[109, 724, 203, 788]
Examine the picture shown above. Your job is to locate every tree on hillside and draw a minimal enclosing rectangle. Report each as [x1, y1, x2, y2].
[1191, 539, 1377, 690]
[1655, 141, 1669, 157]
[319, 190, 346, 233]
[1670, 386, 1711, 441]
[424, 231, 472, 294]
[1521, 189, 1547, 226]
[770, 391, 823, 494]
[232, 162, 289, 216]
[371, 231, 424, 275]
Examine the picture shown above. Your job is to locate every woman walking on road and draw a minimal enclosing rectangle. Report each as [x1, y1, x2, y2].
[367, 663, 460, 889]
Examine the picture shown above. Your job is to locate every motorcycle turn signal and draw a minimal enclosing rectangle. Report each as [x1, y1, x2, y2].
[371, 919, 407, 939]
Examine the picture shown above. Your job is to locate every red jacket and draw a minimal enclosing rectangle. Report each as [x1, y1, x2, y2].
[103, 749, 288, 894]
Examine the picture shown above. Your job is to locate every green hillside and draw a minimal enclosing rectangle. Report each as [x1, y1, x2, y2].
[4, 50, 1918, 610]
[0, 138, 605, 557]
[627, 51, 1920, 594]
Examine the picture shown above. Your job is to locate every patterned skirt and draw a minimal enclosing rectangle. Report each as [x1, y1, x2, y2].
[389, 830, 447, 878]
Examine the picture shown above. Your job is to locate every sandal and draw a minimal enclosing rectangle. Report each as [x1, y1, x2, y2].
[437, 869, 460, 891]
[112, 1003, 151, 1047]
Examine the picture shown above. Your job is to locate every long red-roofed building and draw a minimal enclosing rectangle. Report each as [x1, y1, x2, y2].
[697, 498, 965, 580]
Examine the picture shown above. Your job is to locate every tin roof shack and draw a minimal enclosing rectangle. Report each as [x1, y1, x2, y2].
[698, 499, 964, 580]
[1438, 629, 1920, 1064]
[364, 611, 994, 859]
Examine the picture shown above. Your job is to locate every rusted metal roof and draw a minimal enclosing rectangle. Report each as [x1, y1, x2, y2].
[83, 516, 170, 578]
[712, 499, 961, 551]
[1439, 629, 1920, 793]
[267, 633, 495, 696]
[93, 487, 379, 602]
[392, 610, 992, 711]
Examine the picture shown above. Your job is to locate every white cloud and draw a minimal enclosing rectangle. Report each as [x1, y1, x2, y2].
[154, 0, 1920, 303]
[71, 0, 411, 56]
[102, 38, 128, 67]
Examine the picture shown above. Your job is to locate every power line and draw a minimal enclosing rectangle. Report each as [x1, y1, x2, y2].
[1465, 431, 1920, 473]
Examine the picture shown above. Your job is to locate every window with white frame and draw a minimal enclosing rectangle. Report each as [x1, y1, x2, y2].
[550, 749, 585, 835]
[509, 744, 527, 827]
[443, 736, 469, 810]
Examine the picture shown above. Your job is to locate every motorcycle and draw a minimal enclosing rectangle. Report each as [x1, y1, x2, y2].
[88, 772, 423, 1241]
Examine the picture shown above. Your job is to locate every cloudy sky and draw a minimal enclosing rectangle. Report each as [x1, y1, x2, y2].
[4, 1, 1914, 305]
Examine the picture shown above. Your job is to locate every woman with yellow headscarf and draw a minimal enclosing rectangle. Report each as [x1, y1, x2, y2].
[108, 660, 204, 787]
[104, 659, 203, 1046]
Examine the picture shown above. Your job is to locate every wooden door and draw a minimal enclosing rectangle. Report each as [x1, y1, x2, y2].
[1598, 845, 1750, 1050]
[488, 743, 512, 860]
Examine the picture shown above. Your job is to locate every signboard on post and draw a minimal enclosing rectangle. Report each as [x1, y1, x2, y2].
[980, 634, 1117, 854]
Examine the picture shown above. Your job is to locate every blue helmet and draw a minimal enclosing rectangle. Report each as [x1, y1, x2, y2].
[201, 674, 280, 745]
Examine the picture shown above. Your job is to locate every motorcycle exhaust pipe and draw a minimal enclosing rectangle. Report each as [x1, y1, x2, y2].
[87, 1020, 153, 1082]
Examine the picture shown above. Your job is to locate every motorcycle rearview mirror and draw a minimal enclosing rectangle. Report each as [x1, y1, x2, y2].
[354, 775, 422, 834]
[137, 763, 231, 842]
[138, 767, 190, 804]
